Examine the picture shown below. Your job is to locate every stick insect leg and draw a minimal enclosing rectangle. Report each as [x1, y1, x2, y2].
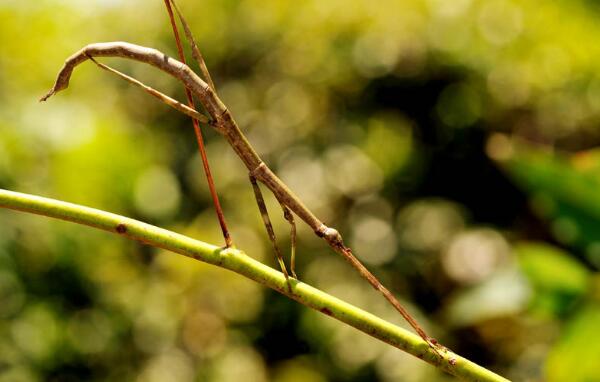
[163, 0, 233, 248]
[279, 204, 297, 279]
[85, 56, 212, 124]
[249, 174, 291, 284]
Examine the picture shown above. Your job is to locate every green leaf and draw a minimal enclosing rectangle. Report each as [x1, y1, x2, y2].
[516, 242, 590, 316]
[546, 304, 600, 382]
[495, 140, 600, 266]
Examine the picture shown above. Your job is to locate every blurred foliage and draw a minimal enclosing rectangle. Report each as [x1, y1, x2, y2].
[1, 0, 600, 381]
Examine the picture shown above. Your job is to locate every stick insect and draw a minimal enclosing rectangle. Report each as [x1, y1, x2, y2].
[40, 0, 439, 351]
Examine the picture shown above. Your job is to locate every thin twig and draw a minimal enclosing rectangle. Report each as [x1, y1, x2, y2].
[0, 188, 511, 382]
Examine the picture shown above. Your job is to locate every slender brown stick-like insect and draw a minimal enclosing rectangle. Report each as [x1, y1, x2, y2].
[40, 1, 439, 350]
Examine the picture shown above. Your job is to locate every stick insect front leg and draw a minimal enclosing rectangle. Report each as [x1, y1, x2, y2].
[162, 0, 233, 249]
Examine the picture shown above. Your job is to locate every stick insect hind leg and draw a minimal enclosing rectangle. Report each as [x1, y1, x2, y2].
[280, 204, 297, 279]
[249, 173, 294, 289]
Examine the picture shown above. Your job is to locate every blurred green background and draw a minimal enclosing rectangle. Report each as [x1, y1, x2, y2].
[2, 0, 600, 381]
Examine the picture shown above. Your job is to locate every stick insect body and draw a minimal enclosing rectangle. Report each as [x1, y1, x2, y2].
[41, 32, 437, 349]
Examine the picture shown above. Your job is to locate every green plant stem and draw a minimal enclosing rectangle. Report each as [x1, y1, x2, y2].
[0, 188, 510, 382]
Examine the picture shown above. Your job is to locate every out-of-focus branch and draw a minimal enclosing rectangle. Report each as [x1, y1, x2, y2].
[0, 188, 510, 382]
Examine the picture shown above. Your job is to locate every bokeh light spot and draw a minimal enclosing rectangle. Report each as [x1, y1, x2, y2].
[134, 166, 181, 220]
[442, 228, 511, 284]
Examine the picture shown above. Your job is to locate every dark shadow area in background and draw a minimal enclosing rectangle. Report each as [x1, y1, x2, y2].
[362, 73, 531, 228]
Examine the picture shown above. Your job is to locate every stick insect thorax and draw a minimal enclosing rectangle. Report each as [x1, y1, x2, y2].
[41, 41, 438, 349]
